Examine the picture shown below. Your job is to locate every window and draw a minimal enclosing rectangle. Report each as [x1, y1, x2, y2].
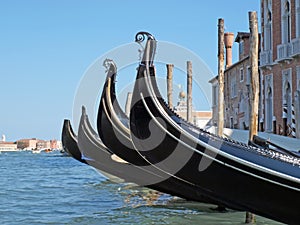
[240, 68, 244, 82]
[281, 0, 291, 43]
[212, 85, 218, 106]
[282, 68, 292, 123]
[247, 67, 251, 85]
[264, 0, 272, 50]
[296, 66, 300, 91]
[231, 74, 237, 98]
[266, 86, 273, 131]
[239, 41, 244, 55]
[296, 0, 300, 37]
[230, 117, 234, 129]
[265, 74, 273, 132]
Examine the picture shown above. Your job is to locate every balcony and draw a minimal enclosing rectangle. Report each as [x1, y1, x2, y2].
[276, 43, 292, 63]
[259, 50, 273, 68]
[291, 38, 300, 57]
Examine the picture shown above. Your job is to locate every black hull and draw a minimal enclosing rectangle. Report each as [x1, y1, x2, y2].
[97, 64, 149, 166]
[95, 59, 224, 205]
[78, 108, 158, 184]
[129, 59, 300, 224]
[61, 119, 86, 164]
[79, 107, 219, 203]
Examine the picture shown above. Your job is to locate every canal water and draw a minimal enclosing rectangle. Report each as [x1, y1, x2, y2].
[0, 151, 283, 225]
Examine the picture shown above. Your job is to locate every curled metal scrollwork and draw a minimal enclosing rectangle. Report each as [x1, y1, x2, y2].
[135, 31, 155, 43]
[102, 58, 117, 73]
[134, 32, 156, 65]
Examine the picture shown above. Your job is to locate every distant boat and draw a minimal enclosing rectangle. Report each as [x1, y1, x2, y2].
[31, 149, 42, 154]
[129, 32, 300, 225]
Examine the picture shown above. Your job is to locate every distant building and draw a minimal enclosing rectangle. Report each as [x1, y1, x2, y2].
[50, 139, 62, 150]
[0, 141, 18, 151]
[16, 138, 62, 150]
[173, 91, 212, 128]
[17, 138, 38, 150]
[36, 140, 51, 150]
[56, 140, 62, 150]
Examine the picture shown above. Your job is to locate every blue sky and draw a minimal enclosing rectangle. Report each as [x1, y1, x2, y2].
[0, 0, 260, 141]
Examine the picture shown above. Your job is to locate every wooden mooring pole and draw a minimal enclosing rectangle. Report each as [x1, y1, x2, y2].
[246, 11, 259, 224]
[217, 18, 225, 136]
[248, 11, 259, 142]
[187, 61, 193, 123]
[167, 64, 174, 109]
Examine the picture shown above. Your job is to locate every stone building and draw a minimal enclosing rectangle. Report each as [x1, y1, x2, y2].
[210, 32, 258, 130]
[17, 138, 38, 150]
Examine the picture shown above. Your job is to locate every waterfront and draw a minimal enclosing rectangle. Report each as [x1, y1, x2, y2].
[0, 151, 283, 225]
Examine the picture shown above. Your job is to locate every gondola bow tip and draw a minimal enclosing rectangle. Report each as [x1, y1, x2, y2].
[135, 31, 156, 43]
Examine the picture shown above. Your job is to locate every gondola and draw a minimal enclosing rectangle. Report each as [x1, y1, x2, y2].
[61, 117, 123, 182]
[129, 32, 300, 224]
[96, 58, 222, 205]
[80, 105, 222, 203]
[61, 119, 87, 164]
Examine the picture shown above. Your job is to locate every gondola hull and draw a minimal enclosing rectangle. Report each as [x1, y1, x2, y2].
[96, 59, 224, 205]
[80, 107, 221, 203]
[129, 60, 300, 224]
[61, 119, 87, 164]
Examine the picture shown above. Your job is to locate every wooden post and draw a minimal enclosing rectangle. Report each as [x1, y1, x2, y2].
[248, 11, 259, 142]
[187, 61, 193, 123]
[246, 11, 259, 224]
[217, 18, 225, 136]
[167, 64, 174, 109]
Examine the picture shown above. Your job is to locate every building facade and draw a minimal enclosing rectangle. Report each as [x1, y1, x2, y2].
[0, 141, 18, 151]
[17, 138, 38, 150]
[211, 0, 300, 138]
[260, 0, 300, 137]
[211, 32, 258, 130]
[16, 138, 61, 150]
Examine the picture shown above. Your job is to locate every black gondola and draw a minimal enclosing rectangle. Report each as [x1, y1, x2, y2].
[96, 58, 222, 205]
[62, 115, 126, 182]
[129, 32, 300, 224]
[80, 105, 223, 203]
[61, 119, 86, 164]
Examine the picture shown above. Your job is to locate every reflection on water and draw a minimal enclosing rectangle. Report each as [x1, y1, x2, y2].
[0, 151, 283, 225]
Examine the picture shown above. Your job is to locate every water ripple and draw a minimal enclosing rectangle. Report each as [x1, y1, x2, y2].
[0, 151, 283, 225]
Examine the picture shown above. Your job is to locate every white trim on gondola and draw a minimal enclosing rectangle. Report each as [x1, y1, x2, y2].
[140, 92, 300, 191]
[139, 68, 300, 191]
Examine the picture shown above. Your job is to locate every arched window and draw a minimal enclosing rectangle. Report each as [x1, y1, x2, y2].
[282, 0, 291, 43]
[296, 0, 300, 37]
[266, 86, 273, 131]
[284, 81, 292, 123]
[264, 0, 272, 50]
